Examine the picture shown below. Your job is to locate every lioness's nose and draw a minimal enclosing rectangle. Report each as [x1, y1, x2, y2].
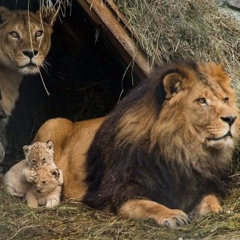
[221, 116, 237, 126]
[22, 50, 38, 59]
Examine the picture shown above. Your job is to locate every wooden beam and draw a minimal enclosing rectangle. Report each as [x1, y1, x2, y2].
[77, 0, 152, 81]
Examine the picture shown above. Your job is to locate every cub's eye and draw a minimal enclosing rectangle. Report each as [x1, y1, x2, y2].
[10, 31, 20, 39]
[223, 97, 229, 104]
[31, 159, 36, 163]
[196, 98, 207, 104]
[42, 181, 47, 185]
[42, 158, 46, 163]
[35, 30, 43, 38]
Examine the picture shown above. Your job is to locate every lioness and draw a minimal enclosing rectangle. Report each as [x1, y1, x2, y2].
[0, 6, 57, 164]
[0, 6, 57, 116]
[33, 60, 239, 227]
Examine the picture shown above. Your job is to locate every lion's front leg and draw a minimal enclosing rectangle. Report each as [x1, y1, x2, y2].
[118, 199, 190, 228]
[195, 194, 222, 216]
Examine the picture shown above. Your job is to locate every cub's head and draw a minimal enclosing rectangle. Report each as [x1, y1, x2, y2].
[34, 165, 61, 194]
[0, 6, 57, 74]
[23, 140, 54, 168]
[157, 61, 239, 149]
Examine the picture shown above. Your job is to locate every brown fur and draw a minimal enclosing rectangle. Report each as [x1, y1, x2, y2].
[0, 6, 57, 116]
[33, 61, 239, 227]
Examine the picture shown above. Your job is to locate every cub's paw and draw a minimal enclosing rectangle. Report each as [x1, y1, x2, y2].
[46, 198, 60, 208]
[26, 170, 37, 183]
[156, 209, 190, 228]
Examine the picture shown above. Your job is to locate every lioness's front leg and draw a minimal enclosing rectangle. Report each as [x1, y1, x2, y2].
[195, 194, 222, 216]
[118, 199, 190, 228]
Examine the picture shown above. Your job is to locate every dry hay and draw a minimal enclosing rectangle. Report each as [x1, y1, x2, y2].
[115, 0, 240, 97]
[1, 182, 240, 240]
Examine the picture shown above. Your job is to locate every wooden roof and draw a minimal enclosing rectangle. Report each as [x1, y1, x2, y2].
[77, 0, 152, 81]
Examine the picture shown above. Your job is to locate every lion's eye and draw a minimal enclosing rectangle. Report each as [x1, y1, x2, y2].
[42, 158, 46, 163]
[42, 181, 47, 185]
[223, 97, 229, 104]
[10, 31, 20, 39]
[197, 98, 207, 104]
[35, 30, 43, 38]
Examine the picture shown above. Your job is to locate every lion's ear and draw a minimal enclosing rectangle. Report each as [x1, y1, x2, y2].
[23, 145, 29, 155]
[0, 6, 11, 27]
[163, 72, 185, 99]
[46, 140, 54, 150]
[36, 8, 58, 26]
[51, 168, 60, 180]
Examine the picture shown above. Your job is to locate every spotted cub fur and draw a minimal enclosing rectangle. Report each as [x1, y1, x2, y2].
[3, 141, 56, 197]
[26, 165, 63, 208]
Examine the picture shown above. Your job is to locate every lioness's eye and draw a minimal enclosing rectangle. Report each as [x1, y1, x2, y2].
[223, 97, 229, 104]
[197, 98, 207, 104]
[35, 30, 43, 38]
[42, 181, 46, 185]
[10, 31, 20, 39]
[42, 158, 46, 163]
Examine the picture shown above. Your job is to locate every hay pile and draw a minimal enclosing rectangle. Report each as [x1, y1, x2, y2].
[1, 183, 240, 239]
[115, 0, 240, 96]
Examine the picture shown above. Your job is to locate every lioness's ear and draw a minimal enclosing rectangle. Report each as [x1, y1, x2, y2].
[0, 6, 11, 27]
[23, 145, 29, 155]
[36, 8, 58, 26]
[163, 72, 185, 99]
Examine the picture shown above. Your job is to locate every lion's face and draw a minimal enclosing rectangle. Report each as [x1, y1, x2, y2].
[34, 166, 60, 195]
[162, 62, 239, 149]
[0, 6, 56, 75]
[23, 141, 54, 168]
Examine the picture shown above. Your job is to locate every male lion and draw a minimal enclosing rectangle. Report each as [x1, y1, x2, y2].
[33, 60, 239, 227]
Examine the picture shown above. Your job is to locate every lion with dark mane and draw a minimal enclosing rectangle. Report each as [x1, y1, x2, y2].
[33, 60, 239, 227]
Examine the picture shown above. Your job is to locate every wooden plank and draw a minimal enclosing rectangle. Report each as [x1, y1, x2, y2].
[77, 0, 152, 81]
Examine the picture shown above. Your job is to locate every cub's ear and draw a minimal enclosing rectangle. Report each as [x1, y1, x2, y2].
[23, 145, 29, 155]
[46, 140, 54, 150]
[51, 168, 60, 180]
[0, 6, 11, 27]
[36, 8, 58, 26]
[163, 72, 185, 99]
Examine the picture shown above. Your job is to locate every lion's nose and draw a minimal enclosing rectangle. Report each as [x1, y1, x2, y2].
[221, 116, 237, 126]
[22, 50, 38, 59]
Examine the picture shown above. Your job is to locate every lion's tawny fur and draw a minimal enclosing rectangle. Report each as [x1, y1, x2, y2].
[33, 60, 239, 227]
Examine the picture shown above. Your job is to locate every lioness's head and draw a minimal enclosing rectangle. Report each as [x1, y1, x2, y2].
[0, 6, 57, 75]
[159, 61, 239, 149]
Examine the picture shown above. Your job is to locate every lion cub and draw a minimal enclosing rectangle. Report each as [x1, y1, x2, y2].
[26, 165, 63, 208]
[3, 141, 56, 197]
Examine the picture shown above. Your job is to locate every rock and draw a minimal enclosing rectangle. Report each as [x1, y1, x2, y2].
[226, 0, 240, 10]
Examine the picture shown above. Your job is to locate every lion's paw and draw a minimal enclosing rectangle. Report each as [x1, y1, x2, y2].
[156, 209, 190, 228]
[26, 170, 37, 183]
